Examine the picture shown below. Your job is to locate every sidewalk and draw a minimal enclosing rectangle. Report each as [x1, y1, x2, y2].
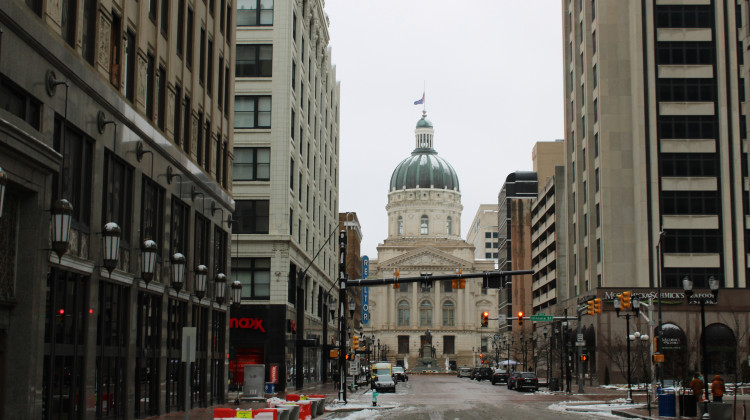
[612, 394, 750, 419]
[146, 381, 345, 420]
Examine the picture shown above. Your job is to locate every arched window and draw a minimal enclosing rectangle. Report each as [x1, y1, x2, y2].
[397, 301, 410, 326]
[442, 301, 455, 326]
[446, 216, 452, 235]
[420, 215, 429, 235]
[419, 300, 432, 326]
[397, 216, 403, 235]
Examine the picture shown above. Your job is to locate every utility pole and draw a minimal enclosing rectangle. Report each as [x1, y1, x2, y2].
[576, 307, 584, 394]
[338, 230, 347, 403]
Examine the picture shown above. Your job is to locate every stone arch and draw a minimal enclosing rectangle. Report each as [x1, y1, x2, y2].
[397, 299, 410, 326]
[419, 299, 433, 326]
[655, 323, 689, 381]
[703, 323, 737, 376]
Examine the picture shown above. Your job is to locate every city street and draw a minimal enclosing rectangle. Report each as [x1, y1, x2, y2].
[325, 374, 613, 419]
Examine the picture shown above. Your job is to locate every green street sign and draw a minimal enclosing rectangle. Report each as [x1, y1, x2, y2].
[529, 313, 553, 322]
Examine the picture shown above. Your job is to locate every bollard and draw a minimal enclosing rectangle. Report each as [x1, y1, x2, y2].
[372, 390, 378, 406]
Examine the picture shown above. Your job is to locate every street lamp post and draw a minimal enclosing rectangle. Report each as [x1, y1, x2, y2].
[683, 275, 719, 419]
[614, 294, 644, 404]
[520, 332, 528, 371]
[543, 326, 550, 385]
[494, 334, 500, 368]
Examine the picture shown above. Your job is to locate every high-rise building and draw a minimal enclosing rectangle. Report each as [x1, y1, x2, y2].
[466, 204, 500, 263]
[229, 0, 340, 392]
[562, 0, 750, 383]
[0, 0, 234, 417]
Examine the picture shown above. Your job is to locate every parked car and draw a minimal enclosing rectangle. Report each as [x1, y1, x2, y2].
[457, 367, 472, 378]
[469, 367, 480, 380]
[392, 366, 408, 382]
[474, 367, 493, 381]
[372, 374, 396, 393]
[515, 372, 539, 392]
[491, 369, 509, 385]
[507, 371, 520, 390]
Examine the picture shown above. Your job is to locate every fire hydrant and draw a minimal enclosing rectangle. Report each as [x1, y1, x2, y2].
[372, 390, 378, 406]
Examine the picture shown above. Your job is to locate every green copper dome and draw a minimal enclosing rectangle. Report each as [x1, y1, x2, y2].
[416, 116, 433, 128]
[389, 148, 460, 191]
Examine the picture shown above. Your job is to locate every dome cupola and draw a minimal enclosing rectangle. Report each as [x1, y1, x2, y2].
[389, 112, 460, 191]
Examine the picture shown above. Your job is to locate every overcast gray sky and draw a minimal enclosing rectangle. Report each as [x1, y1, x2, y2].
[325, 0, 565, 260]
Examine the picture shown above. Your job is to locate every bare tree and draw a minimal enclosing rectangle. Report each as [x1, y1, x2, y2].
[718, 311, 750, 419]
[598, 333, 629, 383]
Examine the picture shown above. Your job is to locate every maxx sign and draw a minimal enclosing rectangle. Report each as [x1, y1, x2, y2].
[230, 317, 267, 333]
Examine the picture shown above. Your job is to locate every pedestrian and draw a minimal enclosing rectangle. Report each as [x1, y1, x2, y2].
[711, 375, 725, 402]
[688, 372, 705, 414]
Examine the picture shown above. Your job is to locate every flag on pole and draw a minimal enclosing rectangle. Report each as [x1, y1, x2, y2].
[414, 93, 425, 105]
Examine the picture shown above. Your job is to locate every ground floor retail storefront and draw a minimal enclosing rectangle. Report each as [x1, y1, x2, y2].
[229, 305, 335, 393]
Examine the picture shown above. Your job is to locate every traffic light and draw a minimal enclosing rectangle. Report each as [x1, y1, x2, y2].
[593, 298, 602, 314]
[586, 300, 595, 316]
[455, 269, 465, 289]
[57, 308, 65, 323]
[621, 291, 632, 309]
[479, 353, 483, 359]
[392, 269, 400, 289]
[345, 354, 350, 360]
[459, 278, 466, 289]
[452, 279, 459, 289]
[581, 354, 588, 362]
[353, 335, 359, 350]
[481, 311, 489, 327]
[517, 311, 524, 326]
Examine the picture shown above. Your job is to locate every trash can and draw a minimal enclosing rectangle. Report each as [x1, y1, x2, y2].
[264, 382, 275, 394]
[680, 389, 697, 417]
[708, 402, 732, 420]
[549, 378, 560, 391]
[658, 388, 676, 417]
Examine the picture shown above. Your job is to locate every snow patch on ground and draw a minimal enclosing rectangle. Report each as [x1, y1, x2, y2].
[548, 400, 647, 418]
[326, 409, 384, 419]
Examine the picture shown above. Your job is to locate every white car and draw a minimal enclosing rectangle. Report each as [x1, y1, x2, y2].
[372, 374, 396, 393]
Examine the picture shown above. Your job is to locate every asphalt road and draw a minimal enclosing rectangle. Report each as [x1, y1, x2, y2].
[325, 374, 609, 419]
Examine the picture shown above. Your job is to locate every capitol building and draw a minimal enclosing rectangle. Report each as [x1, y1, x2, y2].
[367, 112, 496, 370]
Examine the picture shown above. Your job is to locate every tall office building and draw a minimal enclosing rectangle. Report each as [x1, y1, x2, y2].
[0, 0, 234, 417]
[563, 0, 749, 382]
[466, 204, 500, 263]
[229, 0, 341, 392]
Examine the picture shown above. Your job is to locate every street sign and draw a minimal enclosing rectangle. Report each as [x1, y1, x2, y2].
[575, 341, 585, 347]
[348, 361, 358, 375]
[577, 333, 584, 342]
[529, 312, 553, 322]
[362, 287, 370, 325]
[362, 256, 369, 279]
[497, 314, 507, 324]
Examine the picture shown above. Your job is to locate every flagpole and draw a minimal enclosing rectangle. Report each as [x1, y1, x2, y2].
[423, 81, 426, 112]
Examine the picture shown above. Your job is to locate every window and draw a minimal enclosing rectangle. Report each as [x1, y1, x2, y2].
[125, 30, 136, 102]
[157, 66, 166, 130]
[160, 0, 169, 35]
[420, 215, 429, 235]
[199, 28, 207, 84]
[237, 0, 273, 26]
[54, 120, 93, 232]
[141, 178, 164, 254]
[170, 197, 190, 257]
[233, 147, 270, 181]
[194, 214, 210, 269]
[442, 301, 455, 326]
[146, 53, 155, 120]
[232, 258, 271, 299]
[397, 301, 410, 326]
[186, 7, 194, 68]
[177, 0, 185, 57]
[183, 95, 191, 153]
[398, 336, 410, 354]
[597, 238, 601, 262]
[661, 191, 719, 215]
[658, 116, 717, 139]
[61, 0, 77, 47]
[594, 133, 599, 157]
[655, 4, 714, 28]
[207, 39, 214, 95]
[485, 242, 492, 249]
[289, 158, 294, 190]
[149, 0, 158, 20]
[663, 229, 721, 253]
[593, 63, 597, 88]
[446, 216, 452, 235]
[102, 152, 134, 248]
[443, 280, 452, 293]
[596, 203, 601, 226]
[236, 45, 273, 77]
[419, 300, 432, 326]
[656, 41, 714, 65]
[443, 336, 455, 354]
[233, 200, 269, 234]
[399, 282, 409, 293]
[595, 168, 600, 191]
[234, 96, 271, 128]
[109, 13, 122, 87]
[397, 216, 403, 235]
[657, 78, 716, 102]
[0, 77, 41, 129]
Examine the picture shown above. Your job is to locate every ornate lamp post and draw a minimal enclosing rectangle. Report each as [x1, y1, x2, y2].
[51, 198, 73, 262]
[101, 222, 121, 276]
[683, 275, 719, 418]
[170, 253, 186, 292]
[141, 240, 158, 284]
[614, 293, 641, 403]
[214, 273, 227, 305]
[194, 265, 208, 299]
[543, 326, 550, 385]
[231, 280, 242, 307]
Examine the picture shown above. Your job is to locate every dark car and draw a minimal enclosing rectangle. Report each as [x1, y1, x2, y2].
[491, 369, 508, 385]
[372, 374, 396, 393]
[515, 372, 539, 392]
[507, 371, 520, 390]
[469, 367, 480, 380]
[392, 366, 408, 382]
[474, 367, 492, 381]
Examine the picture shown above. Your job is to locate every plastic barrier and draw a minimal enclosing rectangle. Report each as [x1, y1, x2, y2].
[214, 407, 238, 418]
[285, 393, 301, 402]
[658, 388, 676, 417]
[271, 403, 298, 420]
[253, 408, 279, 420]
[307, 397, 325, 416]
[265, 382, 275, 394]
[679, 389, 697, 417]
[288, 400, 312, 420]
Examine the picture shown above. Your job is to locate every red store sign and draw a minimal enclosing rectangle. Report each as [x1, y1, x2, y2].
[230, 317, 266, 333]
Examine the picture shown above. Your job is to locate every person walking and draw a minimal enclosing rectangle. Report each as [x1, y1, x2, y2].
[689, 372, 706, 415]
[711, 375, 725, 402]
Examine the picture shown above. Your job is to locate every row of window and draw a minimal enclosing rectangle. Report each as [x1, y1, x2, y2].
[397, 300, 456, 327]
[396, 215, 454, 235]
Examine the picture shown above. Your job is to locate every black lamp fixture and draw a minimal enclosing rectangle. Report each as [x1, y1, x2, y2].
[51, 199, 74, 262]
[141, 240, 158, 284]
[171, 253, 186, 292]
[194, 264, 208, 299]
[683, 275, 720, 300]
[348, 300, 356, 318]
[231, 280, 242, 307]
[328, 296, 336, 319]
[102, 222, 122, 276]
[214, 273, 227, 305]
[0, 166, 7, 218]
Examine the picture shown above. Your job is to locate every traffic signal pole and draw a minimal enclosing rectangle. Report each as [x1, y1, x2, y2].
[344, 269, 534, 287]
[577, 307, 584, 394]
[338, 230, 347, 404]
